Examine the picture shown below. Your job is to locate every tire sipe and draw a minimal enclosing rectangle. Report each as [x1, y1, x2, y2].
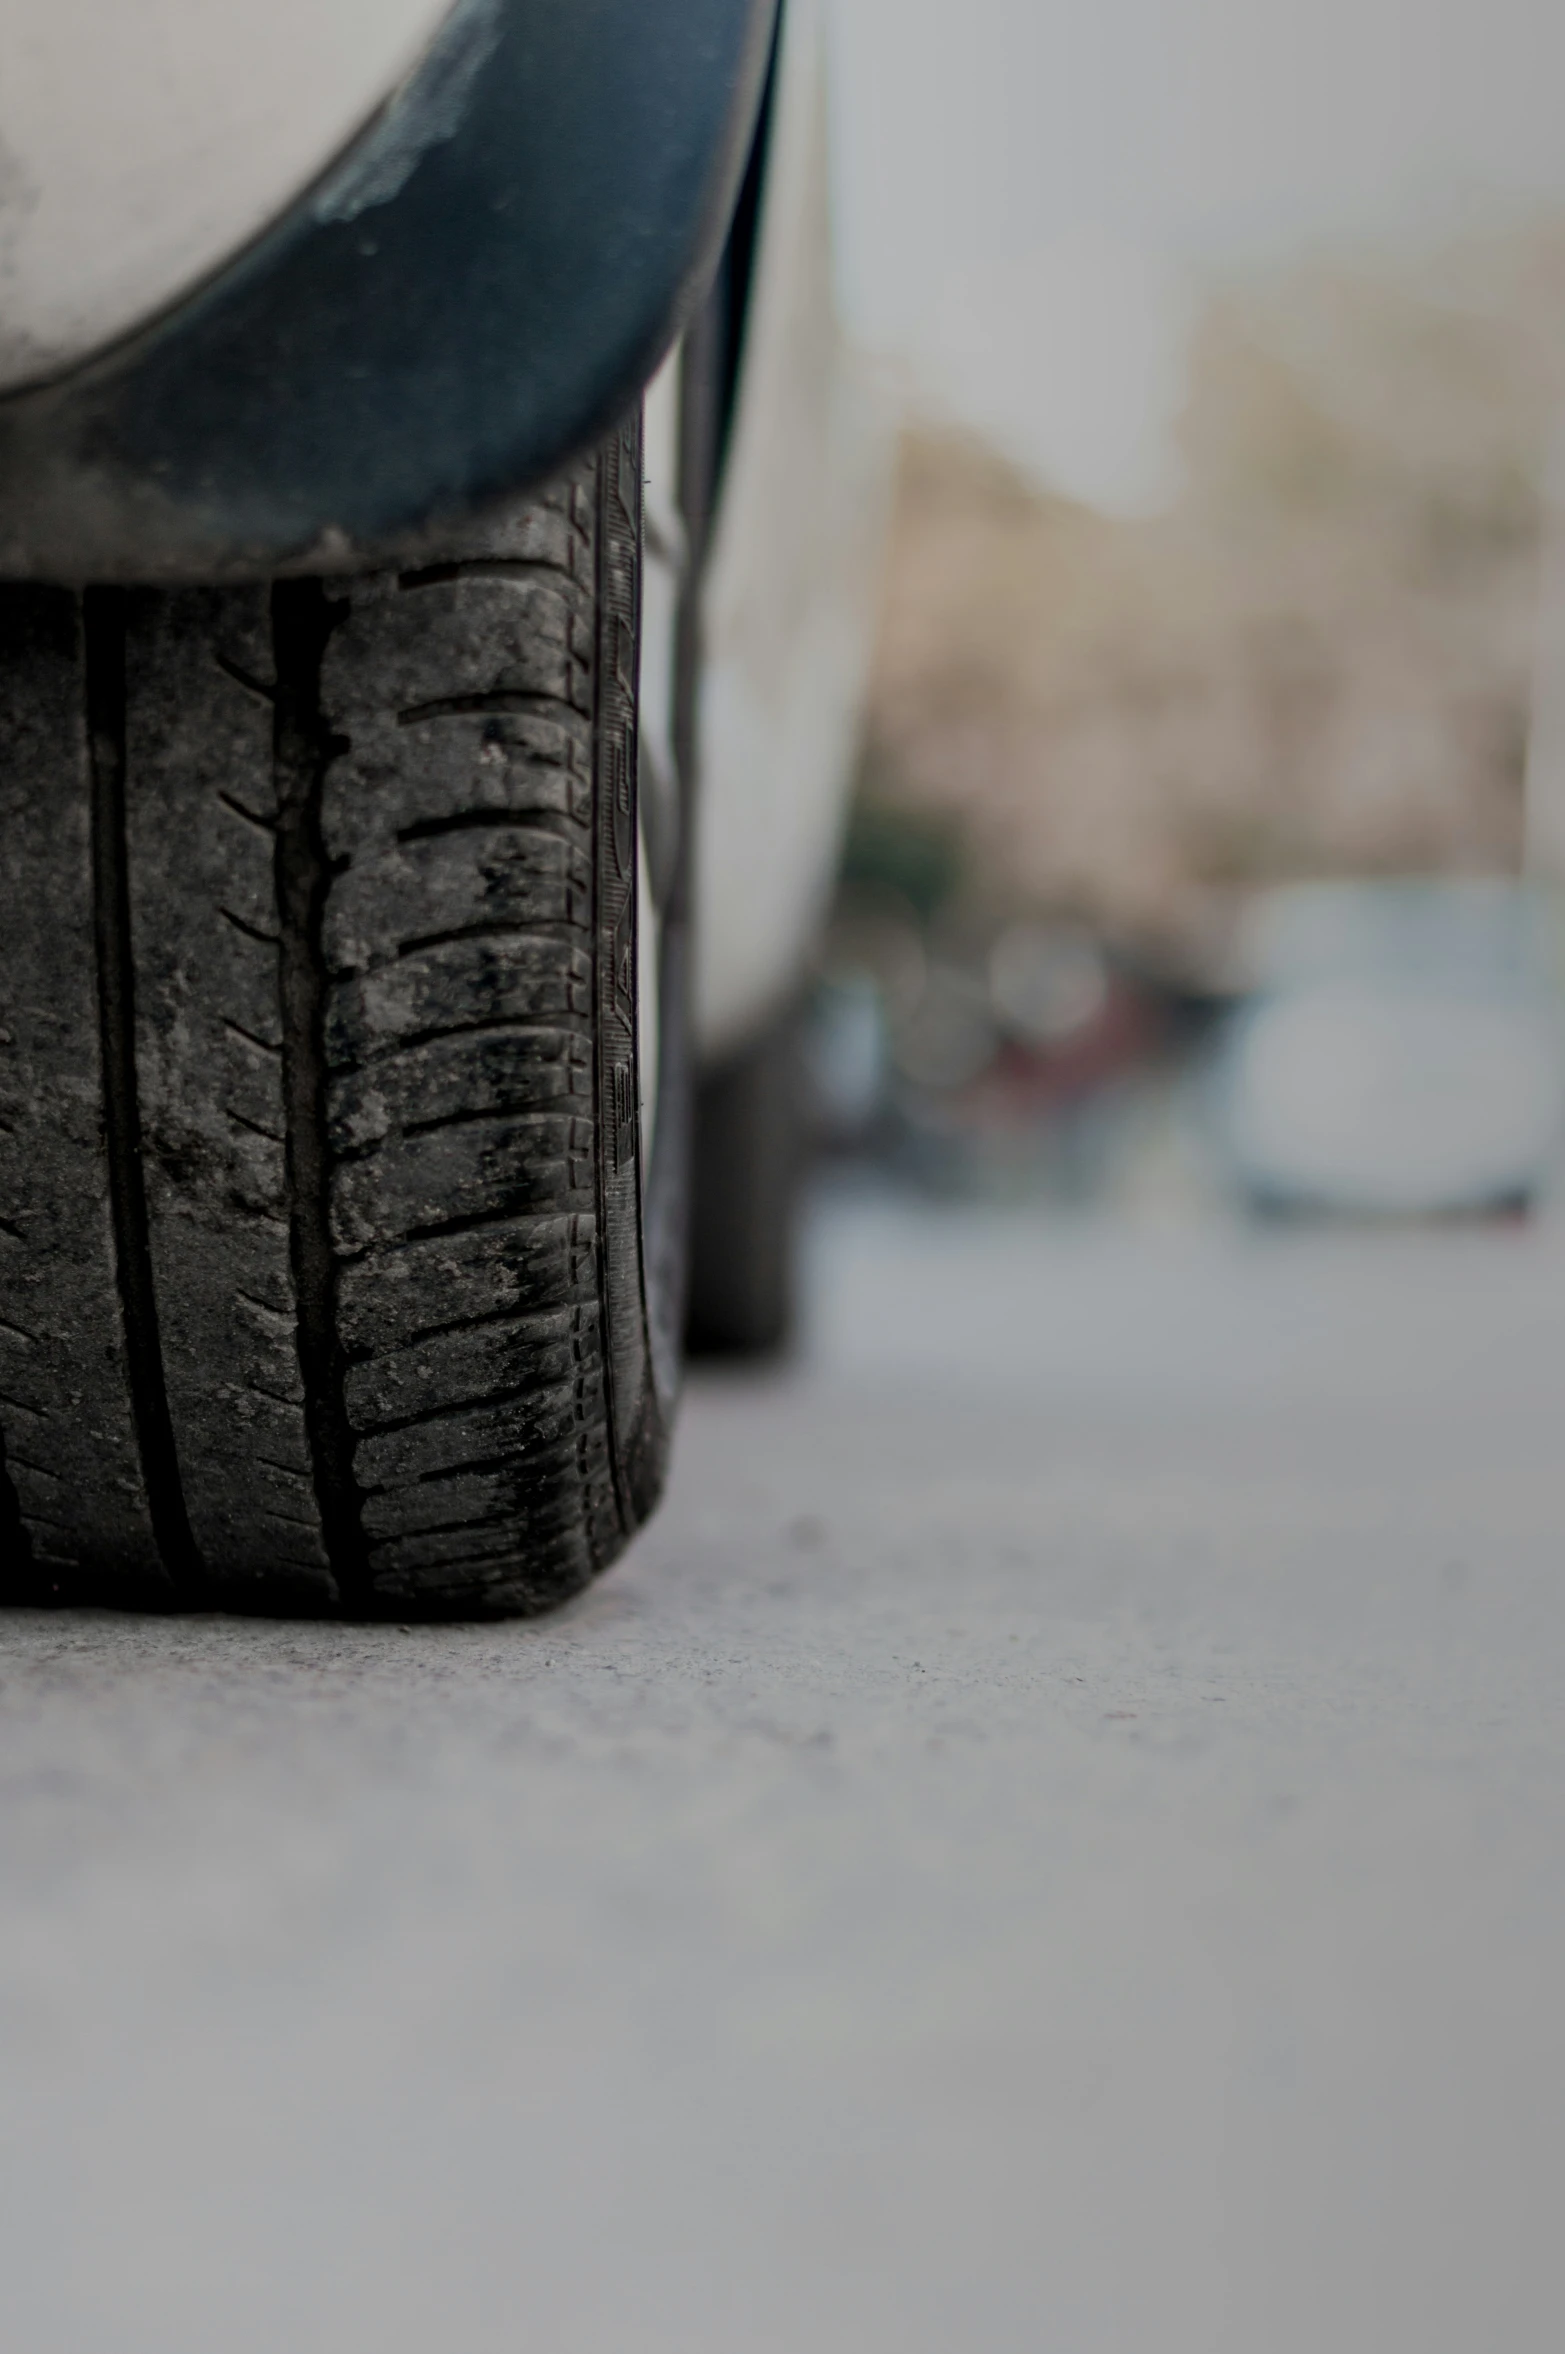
[0, 418, 689, 1616]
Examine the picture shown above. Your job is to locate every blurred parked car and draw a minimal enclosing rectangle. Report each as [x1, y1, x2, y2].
[1212, 881, 1565, 1218]
[0, 0, 890, 1616]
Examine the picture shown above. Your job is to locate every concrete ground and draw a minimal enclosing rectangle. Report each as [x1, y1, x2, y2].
[2, 1191, 1563, 2352]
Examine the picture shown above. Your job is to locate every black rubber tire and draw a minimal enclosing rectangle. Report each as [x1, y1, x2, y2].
[685, 1008, 804, 1358]
[0, 420, 686, 1617]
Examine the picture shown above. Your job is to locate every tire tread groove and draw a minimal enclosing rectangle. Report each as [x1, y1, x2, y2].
[84, 586, 196, 1594]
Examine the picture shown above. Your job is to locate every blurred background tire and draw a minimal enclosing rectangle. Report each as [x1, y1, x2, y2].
[686, 1007, 805, 1357]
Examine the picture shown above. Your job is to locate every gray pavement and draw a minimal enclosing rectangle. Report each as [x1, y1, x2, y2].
[3, 1192, 1564, 2352]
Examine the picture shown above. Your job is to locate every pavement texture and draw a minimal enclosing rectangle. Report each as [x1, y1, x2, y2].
[2, 1193, 1564, 2352]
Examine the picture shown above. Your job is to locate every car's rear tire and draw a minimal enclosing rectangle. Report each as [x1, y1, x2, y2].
[685, 1008, 804, 1358]
[0, 420, 687, 1617]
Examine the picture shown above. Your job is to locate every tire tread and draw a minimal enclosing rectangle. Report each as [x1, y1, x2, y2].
[0, 436, 656, 1616]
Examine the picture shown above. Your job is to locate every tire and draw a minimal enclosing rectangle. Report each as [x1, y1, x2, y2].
[685, 1009, 804, 1358]
[0, 419, 687, 1617]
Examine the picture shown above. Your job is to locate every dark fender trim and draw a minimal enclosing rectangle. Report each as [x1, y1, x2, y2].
[0, 0, 779, 581]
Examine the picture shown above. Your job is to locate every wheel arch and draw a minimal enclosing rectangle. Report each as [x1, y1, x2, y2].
[0, 0, 779, 582]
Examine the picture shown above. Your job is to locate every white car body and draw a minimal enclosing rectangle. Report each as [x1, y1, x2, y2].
[693, 0, 894, 1059]
[1223, 986, 1565, 1215]
[1215, 882, 1565, 1215]
[0, 0, 456, 391]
